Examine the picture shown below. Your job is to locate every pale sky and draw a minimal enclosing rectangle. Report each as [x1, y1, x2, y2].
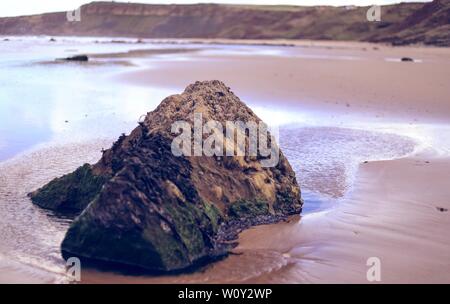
[0, 0, 431, 17]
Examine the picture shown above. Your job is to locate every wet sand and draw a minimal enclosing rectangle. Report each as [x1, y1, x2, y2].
[235, 151, 450, 283]
[78, 151, 450, 284]
[82, 41, 450, 283]
[0, 140, 113, 284]
[120, 41, 450, 124]
[105, 41, 450, 283]
[88, 47, 201, 59]
[4, 150, 448, 284]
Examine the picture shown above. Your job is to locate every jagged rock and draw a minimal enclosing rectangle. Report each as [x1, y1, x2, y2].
[30, 80, 303, 272]
[28, 164, 110, 212]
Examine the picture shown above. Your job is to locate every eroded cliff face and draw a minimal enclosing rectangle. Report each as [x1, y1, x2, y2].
[368, 0, 450, 46]
[30, 80, 303, 272]
[1, 1, 447, 46]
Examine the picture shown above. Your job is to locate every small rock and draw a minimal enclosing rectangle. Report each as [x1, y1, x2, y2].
[436, 207, 448, 212]
[401, 57, 414, 62]
[61, 55, 89, 62]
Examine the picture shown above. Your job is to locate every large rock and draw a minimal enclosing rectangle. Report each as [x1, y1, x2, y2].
[30, 80, 302, 272]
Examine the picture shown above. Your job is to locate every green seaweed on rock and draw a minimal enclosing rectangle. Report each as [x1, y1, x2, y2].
[227, 199, 271, 219]
[29, 164, 110, 212]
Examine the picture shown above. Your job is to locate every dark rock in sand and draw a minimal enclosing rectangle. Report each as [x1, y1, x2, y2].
[61, 55, 89, 62]
[30, 80, 303, 272]
[401, 57, 414, 62]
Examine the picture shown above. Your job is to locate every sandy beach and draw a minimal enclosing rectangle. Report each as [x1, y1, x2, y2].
[1, 39, 450, 283]
[120, 41, 450, 124]
[82, 41, 450, 283]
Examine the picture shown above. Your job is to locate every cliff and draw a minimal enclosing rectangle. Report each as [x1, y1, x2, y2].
[0, 1, 448, 46]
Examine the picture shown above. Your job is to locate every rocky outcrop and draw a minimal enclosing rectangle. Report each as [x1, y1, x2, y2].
[30, 80, 302, 272]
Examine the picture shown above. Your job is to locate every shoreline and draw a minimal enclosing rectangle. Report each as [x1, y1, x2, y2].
[0, 139, 113, 284]
[3, 36, 450, 51]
